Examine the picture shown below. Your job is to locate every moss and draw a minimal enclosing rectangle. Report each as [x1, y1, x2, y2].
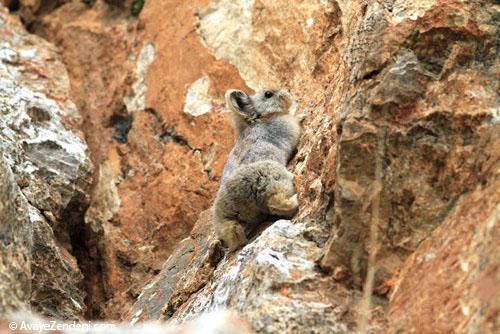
[130, 0, 145, 17]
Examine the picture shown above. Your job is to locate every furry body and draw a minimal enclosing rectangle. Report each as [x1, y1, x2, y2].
[213, 88, 301, 251]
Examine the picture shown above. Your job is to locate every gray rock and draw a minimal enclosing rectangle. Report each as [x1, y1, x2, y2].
[0, 157, 32, 315]
[0, 7, 93, 319]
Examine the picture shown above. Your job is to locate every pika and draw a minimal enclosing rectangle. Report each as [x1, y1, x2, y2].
[213, 88, 301, 251]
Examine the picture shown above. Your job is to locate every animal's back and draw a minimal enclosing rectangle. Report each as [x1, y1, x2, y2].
[220, 114, 300, 184]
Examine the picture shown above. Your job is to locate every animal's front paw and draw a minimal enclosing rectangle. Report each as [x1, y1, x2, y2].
[268, 193, 299, 218]
[218, 219, 248, 252]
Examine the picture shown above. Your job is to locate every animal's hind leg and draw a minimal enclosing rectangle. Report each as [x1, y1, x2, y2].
[215, 219, 248, 252]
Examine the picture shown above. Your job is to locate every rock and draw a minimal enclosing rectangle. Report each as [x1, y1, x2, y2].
[386, 129, 499, 333]
[167, 220, 360, 334]
[197, 0, 275, 90]
[1, 0, 498, 332]
[27, 0, 249, 318]
[0, 158, 32, 315]
[125, 211, 222, 323]
[183, 76, 213, 117]
[319, 0, 500, 291]
[129, 0, 499, 332]
[128, 214, 375, 333]
[31, 217, 86, 319]
[0, 6, 92, 319]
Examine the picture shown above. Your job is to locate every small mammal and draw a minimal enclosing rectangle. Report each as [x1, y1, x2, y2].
[213, 88, 301, 251]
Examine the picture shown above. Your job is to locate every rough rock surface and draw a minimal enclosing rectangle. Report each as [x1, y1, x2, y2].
[29, 2, 147, 317]
[24, 0, 249, 318]
[0, 158, 31, 315]
[0, 0, 498, 332]
[128, 216, 384, 333]
[318, 0, 500, 291]
[129, 0, 499, 332]
[387, 129, 499, 333]
[0, 6, 92, 319]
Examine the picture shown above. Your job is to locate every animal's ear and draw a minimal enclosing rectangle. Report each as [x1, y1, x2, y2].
[225, 89, 252, 114]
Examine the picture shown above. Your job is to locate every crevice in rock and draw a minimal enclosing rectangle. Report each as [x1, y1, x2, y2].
[130, 0, 144, 17]
[158, 125, 199, 151]
[21, 10, 145, 318]
[141, 108, 216, 182]
[156, 124, 216, 181]
[6, 0, 20, 12]
[60, 196, 106, 320]
[8, 4, 121, 319]
[361, 68, 382, 81]
[108, 107, 134, 144]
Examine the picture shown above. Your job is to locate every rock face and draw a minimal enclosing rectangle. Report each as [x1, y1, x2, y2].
[128, 0, 499, 332]
[387, 149, 499, 333]
[318, 0, 500, 291]
[128, 216, 378, 333]
[0, 6, 92, 319]
[0, 0, 498, 333]
[0, 158, 31, 315]
[23, 0, 249, 318]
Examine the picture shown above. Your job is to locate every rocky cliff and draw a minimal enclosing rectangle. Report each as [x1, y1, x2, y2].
[0, 6, 92, 319]
[0, 0, 498, 333]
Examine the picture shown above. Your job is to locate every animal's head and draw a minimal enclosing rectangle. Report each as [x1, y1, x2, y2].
[225, 88, 293, 122]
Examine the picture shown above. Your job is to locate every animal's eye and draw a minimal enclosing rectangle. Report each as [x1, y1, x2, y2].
[264, 90, 274, 98]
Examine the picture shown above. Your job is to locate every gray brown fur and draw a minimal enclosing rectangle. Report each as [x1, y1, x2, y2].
[213, 88, 301, 251]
